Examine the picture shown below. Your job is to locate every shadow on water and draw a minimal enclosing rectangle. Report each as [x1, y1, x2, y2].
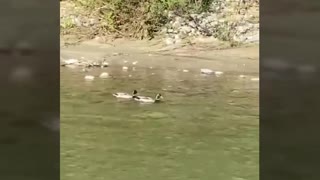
[61, 66, 259, 180]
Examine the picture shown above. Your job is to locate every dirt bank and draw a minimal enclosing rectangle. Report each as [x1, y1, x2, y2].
[61, 38, 259, 74]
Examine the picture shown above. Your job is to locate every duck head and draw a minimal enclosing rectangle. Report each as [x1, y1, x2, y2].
[132, 90, 138, 98]
[155, 93, 163, 102]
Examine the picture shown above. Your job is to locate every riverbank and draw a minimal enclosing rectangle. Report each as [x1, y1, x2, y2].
[60, 0, 259, 47]
[61, 38, 259, 74]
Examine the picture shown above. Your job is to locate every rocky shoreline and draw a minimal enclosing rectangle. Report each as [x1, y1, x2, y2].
[163, 0, 259, 45]
[60, 0, 259, 46]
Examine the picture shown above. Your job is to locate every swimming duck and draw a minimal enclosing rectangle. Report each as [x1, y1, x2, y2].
[134, 93, 163, 103]
[112, 90, 138, 99]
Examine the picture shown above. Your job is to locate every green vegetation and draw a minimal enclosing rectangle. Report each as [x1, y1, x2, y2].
[65, 0, 215, 39]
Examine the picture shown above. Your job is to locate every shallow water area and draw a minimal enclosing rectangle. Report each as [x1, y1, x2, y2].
[61, 65, 259, 180]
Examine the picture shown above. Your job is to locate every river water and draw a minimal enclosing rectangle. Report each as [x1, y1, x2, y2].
[61, 66, 259, 180]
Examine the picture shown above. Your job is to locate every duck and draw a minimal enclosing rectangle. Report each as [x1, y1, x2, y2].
[134, 93, 163, 103]
[112, 90, 138, 99]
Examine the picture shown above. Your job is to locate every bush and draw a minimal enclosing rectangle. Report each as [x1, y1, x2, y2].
[68, 0, 214, 39]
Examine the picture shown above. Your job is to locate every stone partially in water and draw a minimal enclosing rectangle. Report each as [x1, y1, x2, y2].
[99, 72, 109, 78]
[64, 59, 79, 65]
[200, 68, 214, 75]
[84, 75, 95, 80]
[215, 71, 224, 76]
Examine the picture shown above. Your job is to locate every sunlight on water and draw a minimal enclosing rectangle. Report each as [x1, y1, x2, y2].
[61, 67, 259, 180]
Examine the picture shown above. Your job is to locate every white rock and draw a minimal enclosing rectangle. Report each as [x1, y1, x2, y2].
[251, 77, 259, 81]
[165, 37, 175, 45]
[122, 66, 128, 71]
[200, 68, 214, 74]
[132, 61, 138, 65]
[239, 75, 246, 78]
[64, 59, 79, 65]
[101, 62, 109, 67]
[182, 69, 189, 72]
[84, 75, 95, 80]
[215, 71, 224, 75]
[99, 72, 109, 78]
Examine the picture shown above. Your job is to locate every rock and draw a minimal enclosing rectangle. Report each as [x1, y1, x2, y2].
[180, 26, 192, 33]
[132, 61, 138, 65]
[182, 69, 189, 72]
[200, 68, 214, 74]
[215, 71, 224, 75]
[64, 59, 79, 65]
[165, 37, 175, 45]
[188, 21, 197, 28]
[99, 72, 109, 78]
[251, 77, 259, 81]
[239, 74, 246, 78]
[101, 62, 109, 68]
[84, 75, 95, 80]
[122, 66, 128, 71]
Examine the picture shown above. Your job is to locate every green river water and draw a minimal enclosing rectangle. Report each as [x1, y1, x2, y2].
[61, 66, 259, 180]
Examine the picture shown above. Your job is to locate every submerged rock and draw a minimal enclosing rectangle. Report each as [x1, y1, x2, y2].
[84, 75, 95, 80]
[99, 72, 109, 78]
[215, 71, 224, 75]
[200, 68, 214, 74]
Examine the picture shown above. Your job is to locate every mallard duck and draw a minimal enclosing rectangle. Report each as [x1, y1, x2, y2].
[134, 93, 163, 103]
[112, 90, 138, 99]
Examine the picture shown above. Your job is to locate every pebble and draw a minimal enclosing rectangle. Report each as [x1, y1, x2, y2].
[99, 72, 109, 78]
[84, 75, 95, 80]
[64, 59, 79, 65]
[251, 77, 259, 81]
[101, 62, 109, 68]
[122, 66, 128, 71]
[215, 71, 224, 75]
[239, 74, 246, 78]
[182, 69, 189, 72]
[200, 68, 214, 74]
[132, 61, 138, 65]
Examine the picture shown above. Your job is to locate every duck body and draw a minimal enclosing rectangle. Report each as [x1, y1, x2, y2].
[134, 93, 163, 103]
[112, 90, 137, 99]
